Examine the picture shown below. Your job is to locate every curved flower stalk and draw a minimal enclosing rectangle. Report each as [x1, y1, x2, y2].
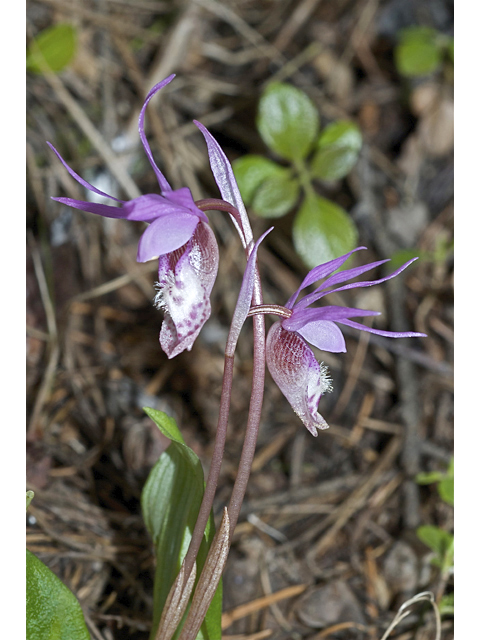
[263, 247, 427, 436]
[48, 74, 218, 358]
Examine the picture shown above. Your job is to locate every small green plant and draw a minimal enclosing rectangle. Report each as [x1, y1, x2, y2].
[416, 458, 454, 616]
[232, 82, 362, 268]
[395, 26, 453, 78]
[27, 23, 78, 75]
[26, 492, 91, 640]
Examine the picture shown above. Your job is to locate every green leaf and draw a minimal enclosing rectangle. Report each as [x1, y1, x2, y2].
[141, 408, 222, 640]
[232, 155, 287, 206]
[252, 175, 300, 218]
[417, 525, 454, 572]
[439, 593, 454, 616]
[390, 248, 425, 270]
[293, 194, 358, 269]
[311, 121, 362, 181]
[257, 83, 319, 161]
[395, 27, 442, 77]
[415, 471, 445, 485]
[26, 550, 90, 640]
[27, 24, 77, 75]
[438, 476, 454, 505]
[26, 490, 35, 511]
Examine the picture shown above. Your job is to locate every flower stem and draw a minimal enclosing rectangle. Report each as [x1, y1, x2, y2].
[181, 353, 234, 583]
[226, 268, 265, 537]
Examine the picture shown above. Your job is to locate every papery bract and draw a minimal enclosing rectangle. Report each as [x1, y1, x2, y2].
[266, 247, 426, 435]
[49, 75, 219, 357]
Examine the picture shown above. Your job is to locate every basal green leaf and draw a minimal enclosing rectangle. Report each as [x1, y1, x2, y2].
[251, 174, 300, 218]
[232, 155, 286, 205]
[311, 121, 362, 181]
[257, 83, 319, 161]
[395, 27, 442, 77]
[293, 194, 358, 269]
[417, 525, 454, 572]
[142, 408, 222, 640]
[26, 550, 90, 640]
[27, 24, 77, 75]
[438, 476, 454, 505]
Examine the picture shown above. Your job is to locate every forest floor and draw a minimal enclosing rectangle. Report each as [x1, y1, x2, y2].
[27, 1, 453, 638]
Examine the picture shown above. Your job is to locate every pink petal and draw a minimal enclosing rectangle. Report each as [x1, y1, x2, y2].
[286, 247, 366, 309]
[47, 143, 124, 203]
[266, 322, 331, 436]
[296, 320, 346, 353]
[138, 75, 176, 194]
[136, 214, 200, 262]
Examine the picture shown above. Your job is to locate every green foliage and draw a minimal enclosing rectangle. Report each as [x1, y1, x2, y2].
[233, 82, 363, 265]
[26, 550, 90, 640]
[251, 175, 300, 218]
[293, 194, 358, 268]
[232, 155, 291, 206]
[26, 490, 35, 511]
[27, 24, 77, 74]
[416, 457, 453, 506]
[416, 525, 454, 573]
[395, 26, 454, 78]
[311, 121, 362, 181]
[141, 408, 222, 640]
[257, 82, 319, 161]
[439, 593, 454, 616]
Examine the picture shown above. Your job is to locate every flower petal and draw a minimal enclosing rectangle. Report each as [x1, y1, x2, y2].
[136, 213, 199, 262]
[47, 143, 124, 203]
[266, 322, 331, 436]
[156, 222, 219, 358]
[283, 305, 380, 332]
[337, 318, 427, 339]
[297, 320, 346, 353]
[51, 197, 127, 219]
[286, 247, 366, 309]
[194, 120, 253, 247]
[138, 75, 176, 193]
[299, 257, 421, 307]
[294, 258, 389, 310]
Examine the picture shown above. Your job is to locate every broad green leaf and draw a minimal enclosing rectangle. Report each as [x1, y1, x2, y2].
[142, 408, 222, 640]
[395, 27, 442, 77]
[438, 476, 454, 505]
[26, 550, 90, 640]
[311, 121, 362, 181]
[417, 525, 454, 571]
[27, 24, 77, 75]
[251, 175, 300, 218]
[257, 83, 319, 161]
[293, 194, 358, 269]
[232, 155, 287, 205]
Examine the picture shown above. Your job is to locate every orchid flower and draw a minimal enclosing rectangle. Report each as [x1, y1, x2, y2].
[260, 247, 427, 436]
[48, 74, 219, 358]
